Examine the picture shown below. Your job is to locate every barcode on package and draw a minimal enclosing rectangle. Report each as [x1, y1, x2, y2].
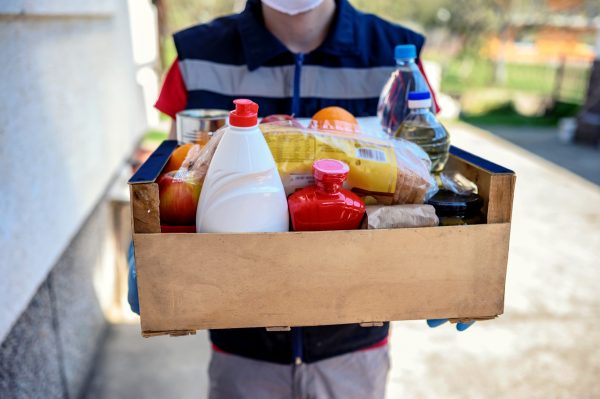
[356, 148, 387, 162]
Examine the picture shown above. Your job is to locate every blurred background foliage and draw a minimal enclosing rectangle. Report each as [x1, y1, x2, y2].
[152, 0, 599, 125]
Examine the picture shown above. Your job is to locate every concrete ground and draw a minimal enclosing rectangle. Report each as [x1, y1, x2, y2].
[84, 326, 210, 399]
[385, 122, 600, 398]
[480, 125, 600, 186]
[84, 122, 600, 399]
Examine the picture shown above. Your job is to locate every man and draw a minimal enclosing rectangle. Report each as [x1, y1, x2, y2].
[130, 1, 468, 397]
[155, 0, 436, 138]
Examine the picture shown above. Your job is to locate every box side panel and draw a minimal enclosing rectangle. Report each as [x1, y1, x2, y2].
[449, 146, 514, 174]
[129, 183, 161, 234]
[487, 174, 516, 223]
[134, 224, 510, 334]
[446, 154, 516, 223]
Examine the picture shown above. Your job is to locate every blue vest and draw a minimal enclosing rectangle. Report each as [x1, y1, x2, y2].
[174, 0, 425, 118]
[173, 0, 425, 364]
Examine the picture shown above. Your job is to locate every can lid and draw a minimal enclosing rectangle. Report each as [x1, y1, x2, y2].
[313, 159, 349, 182]
[230, 99, 258, 127]
[394, 44, 416, 60]
[408, 91, 432, 109]
[426, 190, 483, 216]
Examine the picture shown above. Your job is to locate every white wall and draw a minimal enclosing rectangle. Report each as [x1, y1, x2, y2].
[0, 0, 154, 341]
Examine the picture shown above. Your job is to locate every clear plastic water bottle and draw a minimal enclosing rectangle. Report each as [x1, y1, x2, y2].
[377, 45, 434, 135]
[394, 92, 450, 173]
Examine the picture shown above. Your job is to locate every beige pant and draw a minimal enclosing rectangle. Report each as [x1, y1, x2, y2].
[208, 346, 390, 399]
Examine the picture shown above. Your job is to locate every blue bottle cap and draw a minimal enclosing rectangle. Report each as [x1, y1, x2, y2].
[408, 91, 431, 101]
[394, 45, 417, 60]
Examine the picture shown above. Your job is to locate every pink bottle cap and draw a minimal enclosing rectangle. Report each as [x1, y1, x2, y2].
[313, 159, 349, 182]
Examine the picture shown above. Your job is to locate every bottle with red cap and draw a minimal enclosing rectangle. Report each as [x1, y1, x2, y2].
[196, 99, 289, 233]
[288, 159, 365, 231]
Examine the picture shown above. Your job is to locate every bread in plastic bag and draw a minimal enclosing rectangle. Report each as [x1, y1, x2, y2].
[189, 127, 225, 179]
[188, 123, 437, 205]
[260, 123, 437, 204]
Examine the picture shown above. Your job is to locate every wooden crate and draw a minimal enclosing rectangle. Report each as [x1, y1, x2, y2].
[129, 141, 516, 337]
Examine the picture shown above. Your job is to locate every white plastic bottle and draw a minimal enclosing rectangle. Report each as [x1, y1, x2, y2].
[196, 99, 289, 233]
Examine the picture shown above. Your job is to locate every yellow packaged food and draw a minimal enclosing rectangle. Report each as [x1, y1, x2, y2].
[259, 123, 435, 205]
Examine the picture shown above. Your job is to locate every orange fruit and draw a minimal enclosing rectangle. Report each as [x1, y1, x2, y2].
[309, 106, 360, 134]
[164, 143, 194, 173]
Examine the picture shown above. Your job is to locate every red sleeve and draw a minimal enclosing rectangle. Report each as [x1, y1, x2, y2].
[154, 58, 188, 119]
[417, 60, 441, 114]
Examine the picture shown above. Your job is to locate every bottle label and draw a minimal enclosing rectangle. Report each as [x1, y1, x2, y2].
[288, 173, 315, 193]
[261, 125, 398, 195]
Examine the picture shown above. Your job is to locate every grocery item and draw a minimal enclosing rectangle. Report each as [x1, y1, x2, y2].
[158, 170, 202, 225]
[426, 190, 484, 226]
[377, 45, 434, 135]
[288, 159, 365, 231]
[189, 127, 225, 181]
[308, 106, 360, 134]
[260, 123, 437, 204]
[159, 144, 203, 225]
[176, 109, 228, 145]
[195, 99, 289, 233]
[439, 170, 478, 195]
[261, 114, 304, 127]
[163, 143, 194, 173]
[160, 225, 197, 233]
[394, 92, 450, 173]
[362, 204, 438, 229]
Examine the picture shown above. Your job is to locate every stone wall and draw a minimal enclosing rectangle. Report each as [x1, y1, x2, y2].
[0, 199, 116, 399]
[0, 0, 153, 342]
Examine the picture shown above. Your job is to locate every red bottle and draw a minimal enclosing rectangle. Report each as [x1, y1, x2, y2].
[288, 159, 366, 231]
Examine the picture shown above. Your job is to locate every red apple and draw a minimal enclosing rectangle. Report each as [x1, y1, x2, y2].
[260, 114, 304, 127]
[158, 171, 202, 225]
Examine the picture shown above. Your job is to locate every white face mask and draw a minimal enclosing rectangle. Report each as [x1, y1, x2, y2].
[261, 0, 324, 15]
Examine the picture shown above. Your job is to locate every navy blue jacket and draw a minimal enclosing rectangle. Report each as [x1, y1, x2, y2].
[172, 0, 426, 364]
[174, 0, 425, 118]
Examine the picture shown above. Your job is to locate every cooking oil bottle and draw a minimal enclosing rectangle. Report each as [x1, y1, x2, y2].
[394, 91, 450, 173]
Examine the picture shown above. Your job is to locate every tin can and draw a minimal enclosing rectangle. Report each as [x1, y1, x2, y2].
[176, 109, 228, 145]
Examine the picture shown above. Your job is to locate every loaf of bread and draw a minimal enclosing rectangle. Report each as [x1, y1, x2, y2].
[369, 138, 434, 205]
[326, 128, 434, 205]
[191, 124, 435, 205]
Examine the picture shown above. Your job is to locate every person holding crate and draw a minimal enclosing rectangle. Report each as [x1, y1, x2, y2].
[129, 0, 471, 397]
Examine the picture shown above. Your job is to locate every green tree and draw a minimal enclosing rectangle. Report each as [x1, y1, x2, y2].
[152, 0, 239, 69]
[350, 0, 451, 30]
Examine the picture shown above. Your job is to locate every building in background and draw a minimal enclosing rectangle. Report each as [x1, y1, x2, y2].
[0, 0, 158, 397]
[485, 21, 596, 65]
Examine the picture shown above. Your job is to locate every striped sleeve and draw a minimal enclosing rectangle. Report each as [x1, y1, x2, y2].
[155, 58, 188, 119]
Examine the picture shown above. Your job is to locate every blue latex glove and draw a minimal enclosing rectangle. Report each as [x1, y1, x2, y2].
[128, 241, 140, 315]
[427, 319, 474, 331]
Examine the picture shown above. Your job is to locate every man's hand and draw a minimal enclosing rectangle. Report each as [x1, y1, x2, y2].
[427, 319, 474, 331]
[128, 241, 140, 315]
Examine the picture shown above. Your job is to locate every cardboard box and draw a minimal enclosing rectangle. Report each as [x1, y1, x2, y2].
[129, 140, 515, 337]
